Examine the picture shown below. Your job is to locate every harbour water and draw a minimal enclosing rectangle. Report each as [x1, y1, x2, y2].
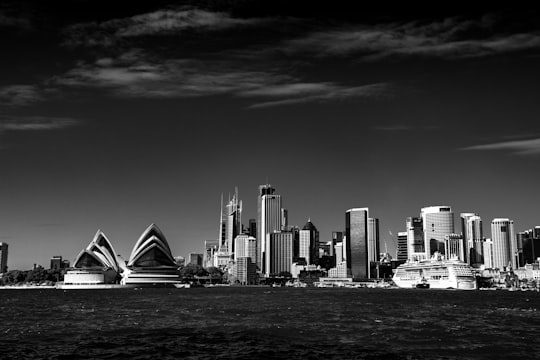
[1, 287, 539, 359]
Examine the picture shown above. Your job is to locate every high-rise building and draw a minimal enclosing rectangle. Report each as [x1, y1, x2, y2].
[345, 208, 369, 279]
[444, 234, 465, 261]
[397, 232, 408, 262]
[421, 206, 454, 257]
[219, 189, 242, 255]
[461, 213, 484, 266]
[234, 234, 257, 263]
[281, 208, 288, 230]
[299, 219, 319, 265]
[0, 243, 8, 273]
[266, 231, 293, 277]
[406, 217, 424, 260]
[234, 257, 257, 285]
[331, 231, 343, 257]
[248, 219, 257, 238]
[204, 240, 219, 268]
[367, 218, 380, 264]
[258, 184, 282, 274]
[483, 238, 494, 269]
[491, 218, 516, 270]
[516, 227, 540, 267]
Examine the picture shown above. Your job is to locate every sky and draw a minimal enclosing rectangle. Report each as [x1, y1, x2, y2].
[1, 1, 540, 270]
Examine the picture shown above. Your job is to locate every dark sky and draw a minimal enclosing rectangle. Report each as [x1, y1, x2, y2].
[2, 1, 540, 270]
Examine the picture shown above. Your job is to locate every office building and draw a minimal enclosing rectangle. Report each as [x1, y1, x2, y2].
[0, 243, 8, 273]
[491, 218, 516, 270]
[50, 256, 64, 270]
[421, 206, 454, 257]
[248, 219, 257, 238]
[517, 227, 540, 266]
[266, 231, 293, 277]
[461, 213, 484, 266]
[444, 233, 465, 261]
[299, 219, 319, 265]
[345, 208, 369, 279]
[483, 238, 494, 269]
[397, 232, 408, 262]
[330, 231, 343, 257]
[188, 253, 203, 266]
[234, 234, 257, 263]
[204, 240, 219, 268]
[367, 218, 380, 264]
[233, 257, 257, 285]
[406, 217, 424, 260]
[258, 184, 282, 274]
[335, 242, 344, 264]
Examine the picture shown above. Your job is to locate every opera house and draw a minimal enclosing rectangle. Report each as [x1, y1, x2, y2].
[61, 224, 181, 289]
[121, 224, 182, 286]
[62, 230, 122, 287]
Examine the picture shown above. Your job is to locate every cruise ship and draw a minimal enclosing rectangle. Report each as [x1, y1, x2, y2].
[393, 253, 477, 290]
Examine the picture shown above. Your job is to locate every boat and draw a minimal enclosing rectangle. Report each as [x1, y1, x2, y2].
[393, 252, 477, 290]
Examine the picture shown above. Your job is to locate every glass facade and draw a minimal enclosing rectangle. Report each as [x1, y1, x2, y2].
[346, 208, 368, 279]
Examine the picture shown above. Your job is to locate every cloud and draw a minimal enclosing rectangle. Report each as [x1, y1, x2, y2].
[0, 116, 82, 132]
[281, 16, 540, 60]
[0, 85, 44, 106]
[64, 7, 265, 47]
[460, 138, 540, 155]
[247, 83, 391, 109]
[0, 12, 31, 29]
[374, 125, 411, 131]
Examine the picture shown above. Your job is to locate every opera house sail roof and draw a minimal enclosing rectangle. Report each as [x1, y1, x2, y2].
[122, 224, 181, 286]
[127, 224, 177, 269]
[73, 230, 120, 271]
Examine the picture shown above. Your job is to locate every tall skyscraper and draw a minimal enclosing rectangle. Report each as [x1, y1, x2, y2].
[266, 231, 293, 277]
[444, 234, 465, 261]
[483, 238, 494, 268]
[517, 228, 540, 267]
[345, 208, 369, 279]
[421, 206, 454, 257]
[0, 243, 8, 273]
[461, 213, 484, 266]
[258, 184, 282, 274]
[299, 219, 319, 265]
[224, 189, 242, 254]
[406, 217, 424, 260]
[234, 234, 257, 263]
[331, 231, 343, 257]
[367, 218, 380, 264]
[397, 232, 408, 262]
[491, 218, 516, 270]
[204, 240, 219, 268]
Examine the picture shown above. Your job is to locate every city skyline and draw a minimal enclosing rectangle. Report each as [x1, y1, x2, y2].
[2, 2, 540, 270]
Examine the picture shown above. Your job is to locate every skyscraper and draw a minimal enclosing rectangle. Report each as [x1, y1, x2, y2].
[367, 218, 380, 264]
[234, 234, 257, 263]
[299, 219, 319, 265]
[258, 184, 282, 274]
[406, 217, 424, 260]
[397, 232, 408, 262]
[224, 189, 242, 254]
[421, 206, 454, 257]
[267, 231, 293, 277]
[345, 208, 369, 279]
[330, 231, 343, 257]
[461, 213, 484, 266]
[444, 234, 465, 261]
[0, 243, 8, 273]
[491, 218, 516, 270]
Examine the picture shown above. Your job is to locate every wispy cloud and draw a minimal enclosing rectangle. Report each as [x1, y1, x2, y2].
[374, 125, 411, 131]
[281, 15, 540, 60]
[48, 51, 391, 108]
[0, 116, 82, 132]
[64, 7, 266, 47]
[0, 85, 44, 106]
[247, 83, 391, 109]
[461, 138, 540, 155]
[0, 11, 31, 29]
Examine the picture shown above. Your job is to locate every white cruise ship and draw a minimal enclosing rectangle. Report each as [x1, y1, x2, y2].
[393, 253, 477, 290]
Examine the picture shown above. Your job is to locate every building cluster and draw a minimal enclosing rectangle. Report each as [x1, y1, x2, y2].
[204, 185, 388, 284]
[396, 206, 540, 275]
[203, 188, 540, 285]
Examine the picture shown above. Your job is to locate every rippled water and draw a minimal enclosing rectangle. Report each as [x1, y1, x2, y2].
[1, 287, 539, 359]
